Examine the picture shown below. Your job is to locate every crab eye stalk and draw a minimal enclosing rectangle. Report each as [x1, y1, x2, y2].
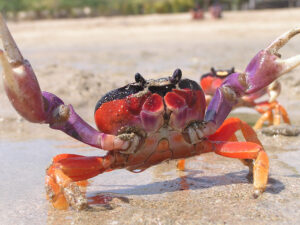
[211, 67, 217, 76]
[170, 68, 182, 84]
[135, 73, 146, 86]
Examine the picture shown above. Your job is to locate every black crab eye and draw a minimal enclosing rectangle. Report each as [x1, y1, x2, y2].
[135, 73, 146, 86]
[170, 68, 182, 84]
[211, 67, 217, 76]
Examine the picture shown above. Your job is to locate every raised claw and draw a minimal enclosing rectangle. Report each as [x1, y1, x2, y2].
[0, 15, 137, 151]
[266, 28, 300, 54]
[205, 28, 300, 131]
[0, 14, 46, 123]
[245, 27, 300, 94]
[0, 15, 23, 64]
[266, 27, 300, 76]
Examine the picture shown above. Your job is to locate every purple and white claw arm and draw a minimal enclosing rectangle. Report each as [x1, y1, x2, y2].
[204, 28, 300, 135]
[0, 15, 137, 151]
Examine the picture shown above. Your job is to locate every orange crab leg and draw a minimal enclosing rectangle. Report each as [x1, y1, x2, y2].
[254, 101, 291, 129]
[279, 105, 291, 124]
[177, 159, 186, 171]
[273, 103, 281, 125]
[254, 110, 273, 130]
[208, 117, 263, 175]
[208, 117, 262, 145]
[272, 103, 291, 125]
[255, 101, 275, 113]
[46, 153, 116, 210]
[255, 101, 275, 125]
[204, 118, 268, 194]
[208, 140, 269, 195]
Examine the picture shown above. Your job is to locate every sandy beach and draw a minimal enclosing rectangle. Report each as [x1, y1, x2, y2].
[0, 9, 300, 224]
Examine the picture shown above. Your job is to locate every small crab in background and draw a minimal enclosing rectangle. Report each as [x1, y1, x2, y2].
[209, 3, 222, 19]
[1, 14, 300, 210]
[200, 67, 291, 129]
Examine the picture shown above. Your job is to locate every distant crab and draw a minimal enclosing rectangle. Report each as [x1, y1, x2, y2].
[200, 67, 291, 129]
[1, 15, 300, 210]
[209, 3, 222, 19]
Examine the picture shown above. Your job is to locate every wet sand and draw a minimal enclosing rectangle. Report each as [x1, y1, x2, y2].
[0, 9, 300, 224]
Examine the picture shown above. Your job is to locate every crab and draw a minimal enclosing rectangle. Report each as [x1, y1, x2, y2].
[200, 67, 291, 129]
[191, 4, 204, 20]
[1, 15, 300, 210]
[209, 3, 222, 19]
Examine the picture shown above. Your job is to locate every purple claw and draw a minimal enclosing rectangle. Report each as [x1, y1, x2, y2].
[245, 27, 300, 94]
[0, 15, 135, 151]
[268, 28, 300, 76]
[0, 14, 46, 123]
[205, 28, 300, 132]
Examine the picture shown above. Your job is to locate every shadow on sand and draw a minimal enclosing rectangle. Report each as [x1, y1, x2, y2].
[87, 169, 285, 208]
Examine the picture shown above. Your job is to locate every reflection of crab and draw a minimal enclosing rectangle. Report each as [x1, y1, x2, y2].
[1, 15, 300, 210]
[201, 67, 291, 129]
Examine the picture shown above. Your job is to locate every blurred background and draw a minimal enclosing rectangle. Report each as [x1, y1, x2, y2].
[1, 0, 300, 20]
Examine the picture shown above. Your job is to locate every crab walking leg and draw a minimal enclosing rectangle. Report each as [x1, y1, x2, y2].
[254, 110, 274, 130]
[208, 117, 262, 144]
[254, 101, 275, 129]
[208, 117, 263, 174]
[273, 103, 281, 125]
[279, 105, 291, 124]
[254, 101, 291, 129]
[271, 103, 291, 126]
[204, 28, 300, 134]
[177, 159, 186, 171]
[205, 118, 269, 194]
[207, 140, 269, 196]
[0, 15, 136, 151]
[46, 153, 117, 210]
[255, 101, 275, 114]
[226, 135, 254, 176]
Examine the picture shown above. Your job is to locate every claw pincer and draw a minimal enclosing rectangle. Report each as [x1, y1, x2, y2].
[1, 14, 300, 210]
[0, 15, 46, 123]
[205, 27, 300, 129]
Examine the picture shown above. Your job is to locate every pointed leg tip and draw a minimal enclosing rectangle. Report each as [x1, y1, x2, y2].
[253, 189, 263, 198]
